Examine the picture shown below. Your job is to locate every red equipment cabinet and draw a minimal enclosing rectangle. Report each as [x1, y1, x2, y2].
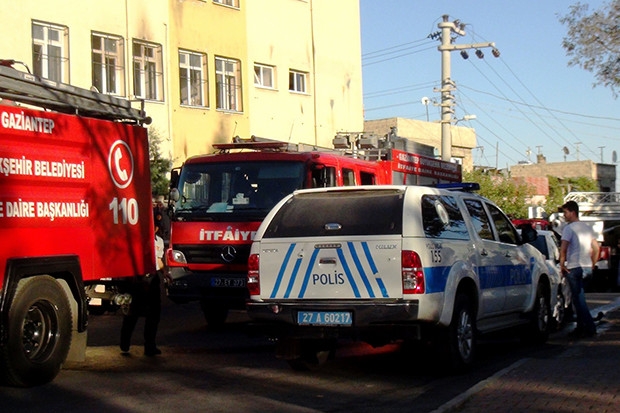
[0, 63, 154, 386]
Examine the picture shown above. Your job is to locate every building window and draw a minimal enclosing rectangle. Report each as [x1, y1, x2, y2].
[215, 56, 242, 112]
[132, 40, 164, 101]
[31, 21, 69, 83]
[91, 33, 125, 95]
[213, 0, 239, 8]
[289, 70, 307, 93]
[254, 64, 275, 89]
[179, 50, 208, 107]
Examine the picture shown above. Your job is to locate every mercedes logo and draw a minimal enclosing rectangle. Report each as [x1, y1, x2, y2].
[220, 245, 237, 263]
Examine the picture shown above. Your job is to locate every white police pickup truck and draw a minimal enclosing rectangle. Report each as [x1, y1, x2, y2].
[246, 185, 560, 370]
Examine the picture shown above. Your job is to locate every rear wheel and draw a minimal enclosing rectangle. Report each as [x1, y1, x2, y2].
[0, 276, 72, 387]
[279, 338, 335, 371]
[525, 282, 550, 343]
[443, 293, 476, 371]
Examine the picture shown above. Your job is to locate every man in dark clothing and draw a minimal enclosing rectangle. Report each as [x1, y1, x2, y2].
[120, 232, 165, 356]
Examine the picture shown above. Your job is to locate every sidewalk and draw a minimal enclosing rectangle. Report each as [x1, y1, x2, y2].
[434, 302, 620, 413]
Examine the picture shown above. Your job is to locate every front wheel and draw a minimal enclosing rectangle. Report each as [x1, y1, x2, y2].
[0, 276, 72, 387]
[200, 299, 229, 329]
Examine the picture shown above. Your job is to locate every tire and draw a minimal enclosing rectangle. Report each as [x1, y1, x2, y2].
[200, 299, 228, 329]
[444, 293, 476, 371]
[0, 276, 72, 387]
[525, 282, 550, 344]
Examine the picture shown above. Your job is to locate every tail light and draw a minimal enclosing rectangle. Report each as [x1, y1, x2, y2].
[402, 250, 424, 294]
[247, 253, 260, 296]
[599, 245, 610, 261]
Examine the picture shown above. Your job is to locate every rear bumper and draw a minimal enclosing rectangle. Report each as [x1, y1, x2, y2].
[246, 300, 423, 340]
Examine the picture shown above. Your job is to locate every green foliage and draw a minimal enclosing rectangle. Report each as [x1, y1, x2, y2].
[547, 175, 599, 212]
[148, 128, 173, 197]
[463, 171, 599, 219]
[463, 170, 534, 218]
[559, 1, 620, 98]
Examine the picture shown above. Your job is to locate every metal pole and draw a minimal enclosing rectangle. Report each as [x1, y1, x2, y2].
[439, 16, 457, 162]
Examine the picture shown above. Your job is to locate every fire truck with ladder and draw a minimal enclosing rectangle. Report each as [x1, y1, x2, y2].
[166, 133, 462, 326]
[0, 61, 154, 386]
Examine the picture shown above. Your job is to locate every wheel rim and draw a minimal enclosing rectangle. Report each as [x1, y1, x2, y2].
[21, 301, 60, 362]
[457, 310, 473, 359]
[554, 293, 565, 325]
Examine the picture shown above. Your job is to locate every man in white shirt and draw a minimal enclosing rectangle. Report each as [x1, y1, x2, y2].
[559, 200, 599, 338]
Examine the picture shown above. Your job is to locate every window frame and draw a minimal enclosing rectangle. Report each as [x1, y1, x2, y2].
[213, 0, 240, 8]
[179, 49, 208, 107]
[254, 63, 275, 89]
[91, 32, 125, 95]
[289, 69, 307, 93]
[215, 56, 242, 112]
[31, 21, 69, 83]
[132, 40, 164, 101]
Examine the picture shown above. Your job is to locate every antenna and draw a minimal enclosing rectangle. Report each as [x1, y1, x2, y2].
[562, 146, 569, 162]
[613, 150, 617, 164]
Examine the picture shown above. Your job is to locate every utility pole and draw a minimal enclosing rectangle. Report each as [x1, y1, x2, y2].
[435, 15, 498, 162]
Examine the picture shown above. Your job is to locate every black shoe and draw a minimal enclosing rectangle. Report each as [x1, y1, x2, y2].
[145, 347, 162, 356]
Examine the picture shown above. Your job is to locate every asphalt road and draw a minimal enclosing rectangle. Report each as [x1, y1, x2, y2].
[1, 293, 617, 413]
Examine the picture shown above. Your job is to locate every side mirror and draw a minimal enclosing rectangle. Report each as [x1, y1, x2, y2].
[169, 188, 180, 202]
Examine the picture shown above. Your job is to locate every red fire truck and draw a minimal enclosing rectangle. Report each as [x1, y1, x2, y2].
[0, 62, 154, 386]
[166, 135, 461, 326]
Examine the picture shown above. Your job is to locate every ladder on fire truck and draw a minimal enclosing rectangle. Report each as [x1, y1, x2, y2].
[213, 133, 388, 161]
[564, 192, 620, 217]
[0, 60, 150, 125]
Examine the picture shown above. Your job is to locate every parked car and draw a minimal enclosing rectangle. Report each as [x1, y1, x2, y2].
[247, 184, 562, 370]
[520, 229, 571, 327]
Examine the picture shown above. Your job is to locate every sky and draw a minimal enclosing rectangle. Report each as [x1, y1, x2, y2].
[359, 0, 619, 172]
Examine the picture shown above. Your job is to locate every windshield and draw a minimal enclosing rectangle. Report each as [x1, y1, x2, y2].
[174, 161, 305, 220]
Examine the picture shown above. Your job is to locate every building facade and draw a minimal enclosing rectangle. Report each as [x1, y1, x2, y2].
[2, 0, 363, 166]
[511, 158, 616, 193]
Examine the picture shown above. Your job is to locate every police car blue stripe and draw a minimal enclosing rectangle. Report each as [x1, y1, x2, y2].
[347, 242, 376, 298]
[424, 266, 449, 293]
[298, 248, 320, 298]
[361, 242, 379, 274]
[283, 256, 304, 298]
[361, 241, 388, 298]
[424, 264, 532, 294]
[337, 248, 361, 298]
[270, 243, 296, 298]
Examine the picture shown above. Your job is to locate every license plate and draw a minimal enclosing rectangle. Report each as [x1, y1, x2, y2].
[297, 311, 352, 326]
[210, 278, 246, 288]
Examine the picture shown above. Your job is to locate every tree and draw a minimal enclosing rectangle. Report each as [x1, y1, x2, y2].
[148, 128, 173, 198]
[463, 170, 534, 218]
[559, 1, 620, 98]
[546, 175, 599, 212]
